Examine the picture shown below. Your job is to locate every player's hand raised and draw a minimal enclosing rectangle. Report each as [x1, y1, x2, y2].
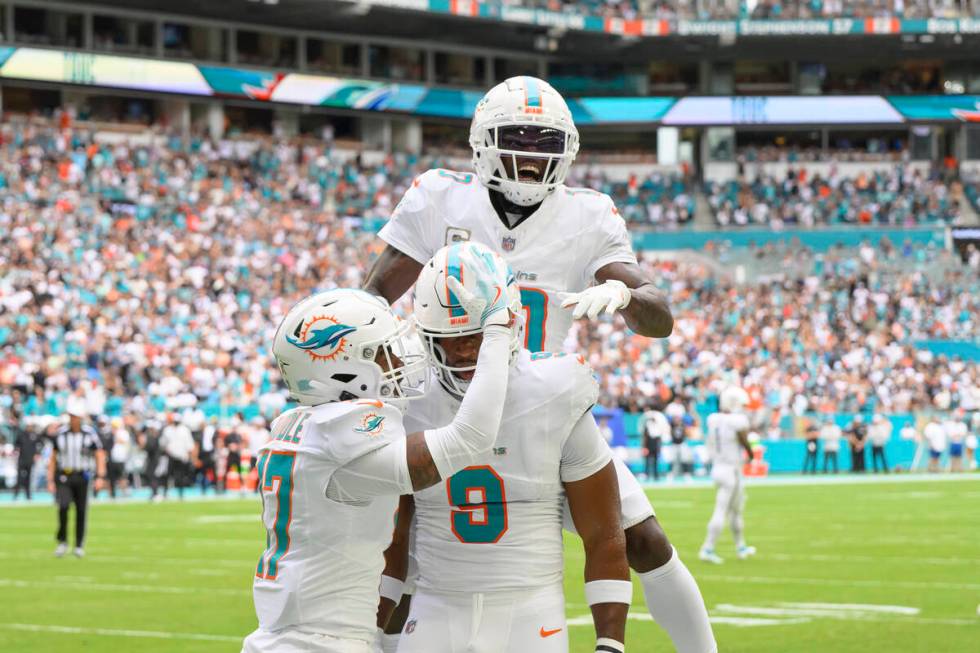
[446, 275, 511, 329]
[559, 280, 631, 320]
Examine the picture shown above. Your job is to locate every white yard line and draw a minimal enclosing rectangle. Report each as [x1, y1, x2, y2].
[699, 574, 980, 592]
[0, 577, 249, 597]
[766, 552, 979, 567]
[0, 622, 242, 642]
[780, 602, 920, 615]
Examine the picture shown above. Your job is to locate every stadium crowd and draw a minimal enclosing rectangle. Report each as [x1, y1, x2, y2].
[490, 0, 980, 21]
[706, 164, 964, 228]
[0, 116, 977, 494]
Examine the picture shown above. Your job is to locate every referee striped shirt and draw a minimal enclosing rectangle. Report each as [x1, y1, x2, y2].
[53, 424, 103, 473]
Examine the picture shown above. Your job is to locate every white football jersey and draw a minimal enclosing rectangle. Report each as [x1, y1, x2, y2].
[706, 412, 749, 468]
[250, 399, 403, 640]
[403, 350, 609, 593]
[379, 169, 636, 352]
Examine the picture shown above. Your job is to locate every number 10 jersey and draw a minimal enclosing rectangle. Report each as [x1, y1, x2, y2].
[379, 168, 636, 352]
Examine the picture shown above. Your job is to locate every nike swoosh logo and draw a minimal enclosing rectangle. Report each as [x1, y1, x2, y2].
[492, 286, 502, 305]
[539, 627, 562, 638]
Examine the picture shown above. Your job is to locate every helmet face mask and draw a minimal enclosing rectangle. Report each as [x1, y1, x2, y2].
[273, 290, 428, 410]
[413, 243, 524, 400]
[470, 77, 579, 207]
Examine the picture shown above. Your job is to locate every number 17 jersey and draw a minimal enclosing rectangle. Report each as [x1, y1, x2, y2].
[249, 400, 403, 643]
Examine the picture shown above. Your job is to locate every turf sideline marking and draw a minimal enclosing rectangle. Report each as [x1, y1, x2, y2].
[0, 622, 242, 642]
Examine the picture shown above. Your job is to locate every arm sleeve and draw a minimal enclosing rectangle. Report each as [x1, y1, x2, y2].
[560, 411, 613, 484]
[586, 197, 638, 280]
[377, 172, 441, 265]
[422, 325, 511, 479]
[324, 437, 412, 503]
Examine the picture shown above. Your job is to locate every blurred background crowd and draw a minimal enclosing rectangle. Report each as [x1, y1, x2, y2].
[0, 113, 977, 496]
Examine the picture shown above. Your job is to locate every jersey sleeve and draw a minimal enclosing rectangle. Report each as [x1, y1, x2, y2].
[586, 195, 638, 280]
[732, 414, 750, 432]
[307, 401, 406, 468]
[377, 169, 446, 264]
[560, 411, 613, 483]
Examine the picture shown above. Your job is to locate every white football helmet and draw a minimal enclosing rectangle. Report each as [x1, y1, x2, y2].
[469, 76, 580, 207]
[413, 242, 522, 399]
[273, 289, 427, 409]
[720, 386, 750, 414]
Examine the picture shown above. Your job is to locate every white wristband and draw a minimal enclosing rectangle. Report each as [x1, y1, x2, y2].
[596, 638, 625, 653]
[584, 579, 633, 606]
[378, 575, 405, 603]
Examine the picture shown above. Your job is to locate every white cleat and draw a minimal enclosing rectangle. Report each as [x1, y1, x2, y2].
[737, 545, 757, 560]
[73, 547, 85, 558]
[699, 547, 724, 565]
[54, 542, 68, 558]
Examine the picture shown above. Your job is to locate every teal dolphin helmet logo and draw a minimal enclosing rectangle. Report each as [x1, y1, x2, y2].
[286, 315, 357, 362]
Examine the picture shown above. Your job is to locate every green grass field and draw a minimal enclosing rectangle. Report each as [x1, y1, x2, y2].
[1, 476, 977, 653]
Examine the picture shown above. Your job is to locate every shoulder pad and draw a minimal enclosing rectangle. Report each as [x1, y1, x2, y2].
[306, 400, 405, 466]
[561, 186, 615, 210]
[417, 168, 476, 193]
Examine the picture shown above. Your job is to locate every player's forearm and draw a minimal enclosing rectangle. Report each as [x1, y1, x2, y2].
[362, 245, 423, 305]
[582, 531, 631, 642]
[422, 325, 510, 480]
[96, 451, 107, 477]
[620, 283, 672, 338]
[590, 601, 629, 646]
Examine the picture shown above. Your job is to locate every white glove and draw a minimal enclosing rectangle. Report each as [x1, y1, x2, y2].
[559, 280, 631, 320]
[447, 273, 510, 328]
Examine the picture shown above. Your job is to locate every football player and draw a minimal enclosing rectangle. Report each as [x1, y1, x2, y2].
[365, 76, 715, 653]
[382, 242, 630, 653]
[698, 386, 756, 565]
[243, 260, 515, 653]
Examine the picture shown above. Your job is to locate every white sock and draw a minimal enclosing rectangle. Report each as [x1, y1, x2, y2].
[380, 633, 400, 653]
[703, 511, 724, 550]
[639, 547, 717, 653]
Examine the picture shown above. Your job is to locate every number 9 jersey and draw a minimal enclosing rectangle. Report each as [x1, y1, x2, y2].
[402, 350, 610, 594]
[379, 168, 636, 352]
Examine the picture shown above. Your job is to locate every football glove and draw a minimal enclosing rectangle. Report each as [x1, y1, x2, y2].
[559, 279, 631, 320]
[446, 275, 510, 328]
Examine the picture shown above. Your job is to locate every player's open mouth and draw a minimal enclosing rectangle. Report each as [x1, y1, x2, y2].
[453, 368, 476, 381]
[515, 159, 545, 183]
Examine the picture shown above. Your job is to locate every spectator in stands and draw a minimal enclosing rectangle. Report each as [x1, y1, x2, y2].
[868, 413, 892, 473]
[819, 416, 842, 473]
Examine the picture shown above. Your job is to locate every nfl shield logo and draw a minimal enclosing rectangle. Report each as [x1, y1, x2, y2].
[404, 619, 417, 635]
[502, 236, 516, 252]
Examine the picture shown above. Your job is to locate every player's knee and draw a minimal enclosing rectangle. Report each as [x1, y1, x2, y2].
[383, 594, 412, 635]
[625, 516, 673, 573]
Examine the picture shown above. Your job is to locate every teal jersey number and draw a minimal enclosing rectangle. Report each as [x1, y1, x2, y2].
[255, 451, 297, 580]
[519, 287, 548, 353]
[446, 465, 508, 544]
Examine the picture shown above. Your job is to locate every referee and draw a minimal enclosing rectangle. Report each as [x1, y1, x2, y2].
[47, 401, 106, 558]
